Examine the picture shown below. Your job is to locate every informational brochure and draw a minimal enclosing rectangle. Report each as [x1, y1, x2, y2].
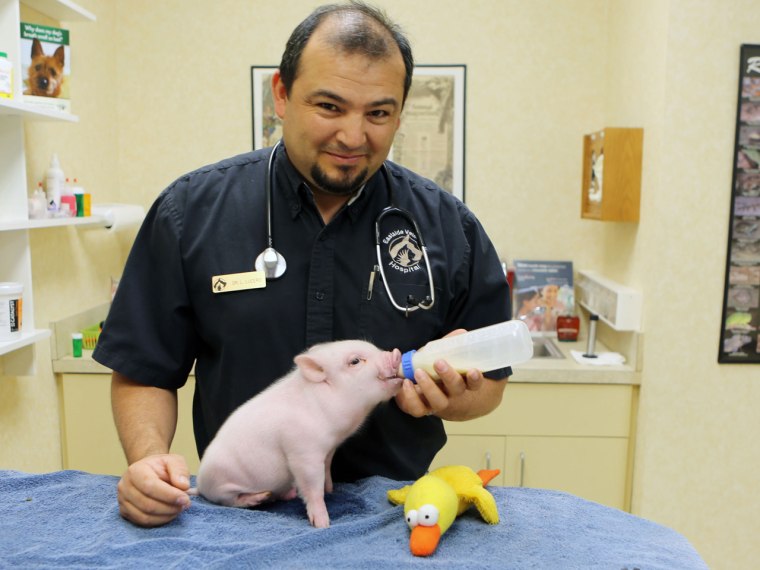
[512, 260, 574, 335]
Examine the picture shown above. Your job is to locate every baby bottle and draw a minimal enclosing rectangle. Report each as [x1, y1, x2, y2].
[398, 320, 533, 381]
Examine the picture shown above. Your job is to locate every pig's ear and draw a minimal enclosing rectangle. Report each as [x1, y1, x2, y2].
[294, 354, 328, 383]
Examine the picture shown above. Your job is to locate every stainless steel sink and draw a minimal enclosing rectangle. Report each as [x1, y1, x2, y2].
[532, 337, 565, 359]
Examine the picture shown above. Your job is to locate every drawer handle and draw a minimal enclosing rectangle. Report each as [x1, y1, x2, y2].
[519, 452, 526, 487]
[485, 451, 491, 470]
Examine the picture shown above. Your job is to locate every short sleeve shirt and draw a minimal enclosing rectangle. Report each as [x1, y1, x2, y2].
[93, 145, 511, 482]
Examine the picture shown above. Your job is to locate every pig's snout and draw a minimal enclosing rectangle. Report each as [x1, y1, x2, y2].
[380, 349, 402, 380]
[377, 349, 403, 394]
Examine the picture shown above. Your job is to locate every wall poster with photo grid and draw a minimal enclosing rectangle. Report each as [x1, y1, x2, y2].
[719, 44, 760, 363]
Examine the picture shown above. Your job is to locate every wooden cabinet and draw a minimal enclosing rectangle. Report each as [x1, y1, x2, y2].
[57, 373, 199, 475]
[581, 127, 643, 222]
[430, 383, 637, 511]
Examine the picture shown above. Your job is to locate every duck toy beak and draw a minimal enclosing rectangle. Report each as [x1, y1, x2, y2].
[410, 524, 442, 557]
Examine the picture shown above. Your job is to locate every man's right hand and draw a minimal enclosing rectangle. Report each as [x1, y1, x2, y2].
[117, 453, 191, 527]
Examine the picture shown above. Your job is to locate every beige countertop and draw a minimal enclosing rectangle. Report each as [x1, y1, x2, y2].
[51, 304, 639, 385]
[52, 340, 639, 386]
[510, 338, 639, 385]
[53, 351, 118, 375]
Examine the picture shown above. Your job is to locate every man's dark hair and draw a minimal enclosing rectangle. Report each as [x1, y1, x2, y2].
[278, 1, 414, 104]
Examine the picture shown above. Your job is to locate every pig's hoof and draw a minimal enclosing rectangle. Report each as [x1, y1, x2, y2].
[233, 491, 272, 507]
[309, 512, 330, 528]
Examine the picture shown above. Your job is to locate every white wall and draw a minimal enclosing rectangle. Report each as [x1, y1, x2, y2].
[606, 2, 760, 568]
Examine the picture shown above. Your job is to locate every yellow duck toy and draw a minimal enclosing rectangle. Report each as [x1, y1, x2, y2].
[387, 465, 501, 557]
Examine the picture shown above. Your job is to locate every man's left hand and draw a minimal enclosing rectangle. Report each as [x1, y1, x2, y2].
[395, 360, 498, 420]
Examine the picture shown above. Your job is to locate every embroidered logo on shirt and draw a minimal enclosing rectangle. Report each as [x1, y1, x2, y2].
[382, 229, 423, 274]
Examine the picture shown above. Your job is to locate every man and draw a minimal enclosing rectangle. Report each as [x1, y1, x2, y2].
[94, 1, 510, 528]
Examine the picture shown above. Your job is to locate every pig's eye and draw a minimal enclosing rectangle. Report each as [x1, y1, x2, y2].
[349, 356, 366, 367]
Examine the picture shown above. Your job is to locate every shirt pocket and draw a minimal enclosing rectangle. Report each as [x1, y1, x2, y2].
[359, 272, 445, 352]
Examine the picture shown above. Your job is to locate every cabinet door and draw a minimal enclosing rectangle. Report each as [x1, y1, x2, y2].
[446, 384, 633, 437]
[428, 434, 506, 486]
[58, 374, 199, 475]
[504, 436, 629, 510]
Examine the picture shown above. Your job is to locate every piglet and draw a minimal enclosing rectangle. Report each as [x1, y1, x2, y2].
[193, 339, 403, 528]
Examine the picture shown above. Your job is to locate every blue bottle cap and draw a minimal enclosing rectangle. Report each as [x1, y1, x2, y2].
[401, 350, 417, 383]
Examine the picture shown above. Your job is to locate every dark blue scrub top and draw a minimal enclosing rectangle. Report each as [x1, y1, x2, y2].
[93, 145, 511, 482]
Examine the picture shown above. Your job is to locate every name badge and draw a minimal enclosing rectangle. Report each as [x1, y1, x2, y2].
[211, 271, 266, 293]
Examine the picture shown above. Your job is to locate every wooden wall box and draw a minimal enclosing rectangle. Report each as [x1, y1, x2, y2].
[581, 127, 643, 222]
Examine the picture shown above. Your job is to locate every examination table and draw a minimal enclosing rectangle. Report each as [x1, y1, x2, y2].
[0, 469, 707, 568]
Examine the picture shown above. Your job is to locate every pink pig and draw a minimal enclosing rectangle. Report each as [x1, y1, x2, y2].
[194, 339, 403, 528]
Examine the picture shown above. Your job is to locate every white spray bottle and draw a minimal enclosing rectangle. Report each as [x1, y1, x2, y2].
[45, 153, 65, 212]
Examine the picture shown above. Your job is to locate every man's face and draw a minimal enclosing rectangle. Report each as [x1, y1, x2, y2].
[272, 28, 405, 196]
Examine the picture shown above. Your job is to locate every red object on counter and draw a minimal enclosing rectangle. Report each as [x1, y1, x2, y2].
[557, 315, 580, 341]
[506, 268, 515, 292]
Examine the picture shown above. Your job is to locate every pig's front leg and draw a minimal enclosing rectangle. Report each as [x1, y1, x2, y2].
[324, 449, 335, 494]
[291, 458, 330, 528]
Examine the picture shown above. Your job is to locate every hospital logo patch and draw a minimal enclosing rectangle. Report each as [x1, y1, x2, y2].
[383, 229, 423, 274]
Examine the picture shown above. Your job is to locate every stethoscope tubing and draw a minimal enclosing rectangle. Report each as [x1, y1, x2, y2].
[261, 142, 435, 313]
[374, 166, 435, 313]
[264, 139, 281, 250]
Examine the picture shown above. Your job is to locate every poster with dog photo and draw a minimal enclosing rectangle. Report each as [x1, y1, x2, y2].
[20, 22, 71, 113]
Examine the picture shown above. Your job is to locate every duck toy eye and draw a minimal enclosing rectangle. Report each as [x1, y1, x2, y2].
[405, 509, 418, 528]
[417, 504, 439, 527]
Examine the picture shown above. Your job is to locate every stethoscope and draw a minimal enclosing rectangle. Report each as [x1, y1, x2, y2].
[254, 141, 436, 314]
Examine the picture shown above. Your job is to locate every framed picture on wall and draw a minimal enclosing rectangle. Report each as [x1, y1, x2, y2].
[250, 65, 280, 150]
[250, 64, 467, 201]
[719, 44, 760, 363]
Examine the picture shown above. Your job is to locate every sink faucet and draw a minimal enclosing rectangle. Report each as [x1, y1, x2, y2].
[583, 314, 599, 358]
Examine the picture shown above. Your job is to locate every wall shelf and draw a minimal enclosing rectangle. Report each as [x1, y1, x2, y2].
[0, 329, 51, 358]
[0, 99, 79, 122]
[20, 0, 95, 22]
[0, 215, 107, 232]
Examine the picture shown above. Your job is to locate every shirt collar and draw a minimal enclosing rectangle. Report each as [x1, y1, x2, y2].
[273, 141, 384, 222]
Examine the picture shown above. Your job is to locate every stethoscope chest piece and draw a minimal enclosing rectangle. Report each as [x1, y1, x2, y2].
[255, 247, 287, 280]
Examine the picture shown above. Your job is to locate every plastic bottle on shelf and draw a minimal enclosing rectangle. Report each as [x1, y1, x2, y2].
[75, 179, 92, 216]
[72, 179, 85, 217]
[0, 51, 12, 99]
[398, 319, 534, 382]
[45, 153, 65, 212]
[0, 282, 23, 340]
[60, 177, 76, 217]
[28, 182, 48, 219]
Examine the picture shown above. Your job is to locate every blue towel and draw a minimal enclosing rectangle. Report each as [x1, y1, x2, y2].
[0, 470, 706, 569]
